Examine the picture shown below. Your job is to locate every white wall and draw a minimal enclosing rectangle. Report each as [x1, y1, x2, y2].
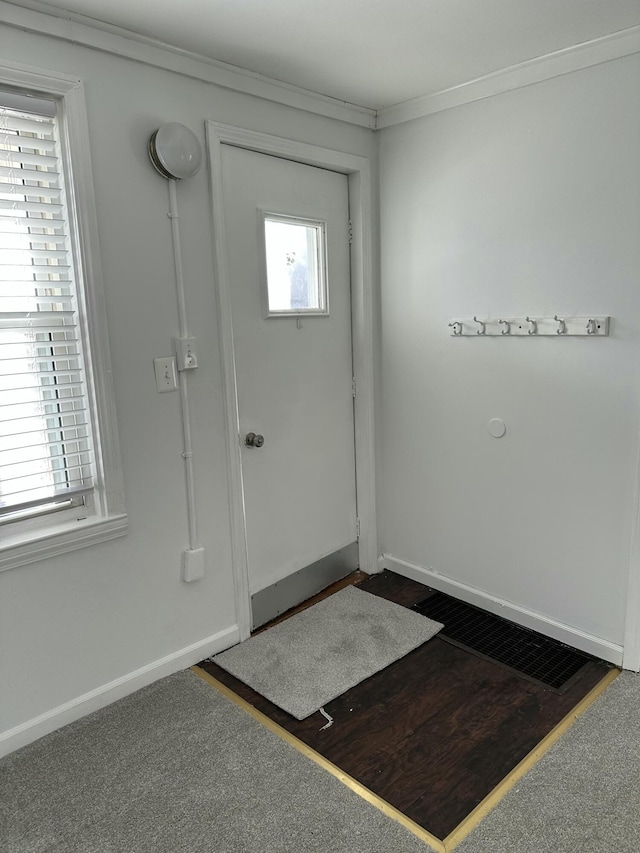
[378, 55, 640, 661]
[0, 20, 375, 751]
[4, 7, 637, 756]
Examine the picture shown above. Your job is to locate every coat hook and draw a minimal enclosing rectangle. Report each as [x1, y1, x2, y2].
[499, 319, 510, 335]
[526, 316, 537, 335]
[448, 321, 462, 336]
[586, 318, 597, 335]
[473, 316, 486, 335]
[554, 315, 567, 335]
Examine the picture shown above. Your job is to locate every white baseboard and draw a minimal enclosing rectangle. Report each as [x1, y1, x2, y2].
[0, 624, 240, 759]
[381, 553, 624, 667]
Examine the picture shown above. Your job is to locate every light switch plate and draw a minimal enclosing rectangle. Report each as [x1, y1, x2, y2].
[153, 356, 178, 392]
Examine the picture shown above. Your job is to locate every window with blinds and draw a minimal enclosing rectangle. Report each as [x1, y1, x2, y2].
[0, 96, 95, 522]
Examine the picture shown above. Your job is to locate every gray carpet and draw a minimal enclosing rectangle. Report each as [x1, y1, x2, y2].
[2, 666, 639, 852]
[455, 670, 640, 853]
[1, 670, 434, 853]
[213, 585, 443, 719]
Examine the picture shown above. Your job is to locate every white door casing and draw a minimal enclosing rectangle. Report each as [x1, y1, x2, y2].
[222, 145, 356, 595]
[206, 122, 376, 641]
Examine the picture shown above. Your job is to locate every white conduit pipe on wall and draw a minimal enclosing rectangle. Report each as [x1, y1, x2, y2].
[167, 177, 199, 555]
[149, 123, 204, 581]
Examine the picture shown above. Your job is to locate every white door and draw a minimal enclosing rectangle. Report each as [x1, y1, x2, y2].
[221, 146, 358, 616]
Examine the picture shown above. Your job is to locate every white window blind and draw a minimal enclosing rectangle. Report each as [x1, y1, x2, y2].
[0, 98, 95, 520]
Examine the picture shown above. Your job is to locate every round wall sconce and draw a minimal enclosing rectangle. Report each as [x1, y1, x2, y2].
[149, 122, 202, 180]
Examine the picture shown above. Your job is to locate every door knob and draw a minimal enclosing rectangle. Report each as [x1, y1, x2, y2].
[245, 432, 265, 448]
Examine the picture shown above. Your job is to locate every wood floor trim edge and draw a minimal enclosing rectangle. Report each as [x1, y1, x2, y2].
[191, 666, 445, 853]
[443, 666, 621, 851]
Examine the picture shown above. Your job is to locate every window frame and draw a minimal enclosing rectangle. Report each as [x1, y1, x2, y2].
[0, 62, 127, 572]
[258, 209, 330, 318]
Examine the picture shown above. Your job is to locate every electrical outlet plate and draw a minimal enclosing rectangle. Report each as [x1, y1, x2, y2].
[182, 547, 205, 582]
[153, 356, 178, 392]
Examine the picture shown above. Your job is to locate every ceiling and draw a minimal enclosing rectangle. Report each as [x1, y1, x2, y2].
[17, 0, 640, 109]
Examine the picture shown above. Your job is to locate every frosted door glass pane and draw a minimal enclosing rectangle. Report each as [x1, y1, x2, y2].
[264, 217, 326, 314]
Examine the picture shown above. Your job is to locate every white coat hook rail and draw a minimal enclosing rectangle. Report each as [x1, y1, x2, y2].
[448, 316, 610, 337]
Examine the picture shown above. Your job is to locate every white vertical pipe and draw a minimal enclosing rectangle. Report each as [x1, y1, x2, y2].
[168, 178, 199, 551]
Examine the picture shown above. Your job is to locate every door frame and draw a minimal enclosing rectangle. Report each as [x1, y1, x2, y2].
[624, 441, 640, 671]
[206, 121, 377, 641]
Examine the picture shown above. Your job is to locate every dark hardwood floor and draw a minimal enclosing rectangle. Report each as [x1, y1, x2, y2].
[198, 570, 613, 841]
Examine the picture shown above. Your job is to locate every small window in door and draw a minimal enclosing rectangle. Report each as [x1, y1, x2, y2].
[262, 213, 328, 316]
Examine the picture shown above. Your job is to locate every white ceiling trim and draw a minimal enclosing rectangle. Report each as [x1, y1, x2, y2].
[0, 0, 377, 128]
[2, 1, 639, 132]
[376, 24, 640, 129]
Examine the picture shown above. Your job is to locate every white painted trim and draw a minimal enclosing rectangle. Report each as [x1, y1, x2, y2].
[206, 123, 378, 639]
[376, 25, 640, 128]
[2, 2, 639, 131]
[0, 0, 376, 128]
[623, 432, 640, 672]
[206, 127, 252, 643]
[0, 514, 127, 572]
[0, 56, 81, 90]
[61, 79, 127, 520]
[0, 624, 239, 758]
[381, 553, 624, 666]
[347, 163, 379, 576]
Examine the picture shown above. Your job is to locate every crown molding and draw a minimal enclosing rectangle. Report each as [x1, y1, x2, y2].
[376, 24, 640, 129]
[3, 2, 639, 133]
[0, 0, 377, 129]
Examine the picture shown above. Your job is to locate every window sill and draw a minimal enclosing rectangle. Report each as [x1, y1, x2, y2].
[0, 514, 128, 573]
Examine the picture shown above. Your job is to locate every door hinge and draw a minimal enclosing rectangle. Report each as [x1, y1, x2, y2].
[348, 220, 353, 244]
[352, 376, 357, 398]
[356, 518, 361, 541]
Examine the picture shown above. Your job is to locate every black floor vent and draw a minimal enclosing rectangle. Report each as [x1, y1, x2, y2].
[414, 591, 593, 690]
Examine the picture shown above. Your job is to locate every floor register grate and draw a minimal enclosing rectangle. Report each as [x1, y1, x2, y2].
[414, 591, 594, 690]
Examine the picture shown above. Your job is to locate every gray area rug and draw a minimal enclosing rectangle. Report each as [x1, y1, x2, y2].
[0, 671, 433, 853]
[213, 585, 443, 719]
[455, 670, 640, 853]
